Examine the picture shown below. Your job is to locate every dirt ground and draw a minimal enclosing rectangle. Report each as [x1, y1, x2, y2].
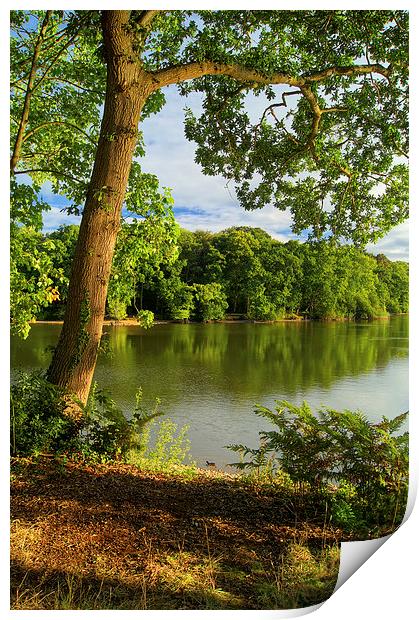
[10, 457, 341, 610]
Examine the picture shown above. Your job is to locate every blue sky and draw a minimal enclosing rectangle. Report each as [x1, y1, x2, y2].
[41, 85, 409, 261]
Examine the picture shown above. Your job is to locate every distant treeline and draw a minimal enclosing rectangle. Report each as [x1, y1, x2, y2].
[40, 224, 408, 322]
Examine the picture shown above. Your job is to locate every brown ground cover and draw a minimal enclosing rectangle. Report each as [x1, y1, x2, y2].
[10, 457, 341, 610]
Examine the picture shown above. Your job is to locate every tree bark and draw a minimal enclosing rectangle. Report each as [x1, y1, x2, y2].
[47, 11, 152, 407]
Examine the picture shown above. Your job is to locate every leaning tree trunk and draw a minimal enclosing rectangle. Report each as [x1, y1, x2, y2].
[47, 11, 152, 408]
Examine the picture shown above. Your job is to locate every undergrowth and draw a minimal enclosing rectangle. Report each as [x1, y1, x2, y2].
[228, 400, 409, 537]
[11, 372, 196, 475]
[11, 373, 409, 538]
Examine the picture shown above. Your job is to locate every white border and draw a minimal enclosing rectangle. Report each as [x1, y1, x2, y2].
[2, 2, 417, 618]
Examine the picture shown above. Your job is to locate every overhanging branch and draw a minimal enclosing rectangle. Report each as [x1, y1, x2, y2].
[14, 168, 86, 185]
[148, 60, 394, 91]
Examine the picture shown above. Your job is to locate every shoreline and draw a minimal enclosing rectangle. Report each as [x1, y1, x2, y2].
[30, 314, 404, 327]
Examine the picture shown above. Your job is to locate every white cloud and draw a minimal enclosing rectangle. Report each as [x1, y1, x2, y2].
[140, 87, 299, 240]
[42, 206, 81, 232]
[366, 222, 409, 262]
[32, 85, 408, 259]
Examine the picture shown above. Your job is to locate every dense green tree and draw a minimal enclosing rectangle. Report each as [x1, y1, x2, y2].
[336, 248, 384, 319]
[293, 241, 338, 319]
[157, 277, 195, 322]
[107, 183, 179, 319]
[257, 240, 303, 316]
[298, 241, 387, 320]
[33, 223, 408, 323]
[178, 229, 225, 285]
[11, 10, 409, 405]
[374, 254, 409, 314]
[45, 224, 80, 315]
[10, 178, 65, 336]
[213, 227, 265, 314]
[192, 283, 229, 322]
[10, 223, 62, 337]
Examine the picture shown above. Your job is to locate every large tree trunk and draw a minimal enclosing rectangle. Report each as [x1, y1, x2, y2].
[47, 11, 152, 407]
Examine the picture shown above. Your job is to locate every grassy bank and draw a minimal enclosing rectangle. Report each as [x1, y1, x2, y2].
[11, 457, 341, 610]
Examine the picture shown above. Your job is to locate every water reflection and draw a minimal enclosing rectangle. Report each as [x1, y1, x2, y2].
[11, 316, 408, 466]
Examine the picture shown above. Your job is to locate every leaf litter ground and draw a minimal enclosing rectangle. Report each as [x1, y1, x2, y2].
[11, 457, 341, 610]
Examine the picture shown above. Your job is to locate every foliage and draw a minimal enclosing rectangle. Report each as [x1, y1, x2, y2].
[136, 309, 154, 329]
[10, 10, 105, 201]
[10, 180, 65, 337]
[156, 275, 195, 321]
[10, 372, 79, 455]
[212, 227, 264, 315]
[130, 419, 196, 473]
[107, 298, 128, 321]
[30, 224, 408, 324]
[247, 285, 279, 321]
[80, 385, 164, 462]
[228, 401, 409, 532]
[80, 385, 195, 471]
[374, 254, 409, 314]
[179, 10, 408, 245]
[107, 183, 179, 318]
[10, 373, 172, 465]
[192, 283, 228, 321]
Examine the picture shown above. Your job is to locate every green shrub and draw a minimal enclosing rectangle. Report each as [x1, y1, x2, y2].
[228, 401, 408, 532]
[81, 385, 163, 462]
[127, 418, 196, 474]
[10, 373, 195, 474]
[136, 309, 154, 329]
[246, 286, 279, 321]
[10, 371, 79, 456]
[107, 298, 127, 320]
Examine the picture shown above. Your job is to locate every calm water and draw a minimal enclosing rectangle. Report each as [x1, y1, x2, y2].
[11, 316, 409, 468]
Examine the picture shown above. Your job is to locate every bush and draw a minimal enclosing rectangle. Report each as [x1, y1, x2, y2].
[247, 286, 279, 321]
[228, 401, 409, 533]
[107, 298, 127, 320]
[81, 385, 163, 462]
[192, 282, 228, 322]
[136, 309, 154, 329]
[130, 418, 196, 473]
[82, 386, 195, 472]
[11, 372, 79, 456]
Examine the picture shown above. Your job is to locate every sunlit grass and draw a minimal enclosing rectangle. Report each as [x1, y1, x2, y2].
[11, 523, 339, 611]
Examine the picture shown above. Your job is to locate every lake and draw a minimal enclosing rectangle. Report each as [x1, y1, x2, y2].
[11, 316, 409, 469]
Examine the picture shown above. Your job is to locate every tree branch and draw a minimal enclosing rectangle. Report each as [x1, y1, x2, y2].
[148, 60, 394, 91]
[135, 10, 161, 28]
[32, 16, 90, 94]
[10, 10, 52, 173]
[299, 85, 322, 162]
[42, 76, 104, 95]
[22, 121, 97, 145]
[14, 168, 86, 185]
[149, 61, 303, 91]
[303, 63, 392, 83]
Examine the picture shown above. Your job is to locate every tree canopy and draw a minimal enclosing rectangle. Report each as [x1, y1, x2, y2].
[11, 10, 408, 237]
[39, 224, 408, 323]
